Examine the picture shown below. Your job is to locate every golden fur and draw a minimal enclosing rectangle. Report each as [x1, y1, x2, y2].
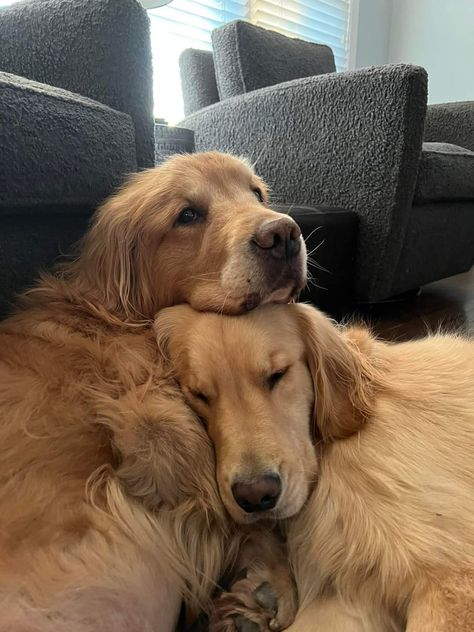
[0, 152, 306, 630]
[156, 302, 474, 631]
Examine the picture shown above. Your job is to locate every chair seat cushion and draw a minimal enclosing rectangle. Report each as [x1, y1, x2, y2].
[0, 71, 137, 213]
[414, 142, 474, 203]
[212, 20, 336, 100]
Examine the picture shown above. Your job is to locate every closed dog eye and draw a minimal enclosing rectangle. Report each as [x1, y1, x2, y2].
[267, 367, 289, 390]
[191, 389, 210, 406]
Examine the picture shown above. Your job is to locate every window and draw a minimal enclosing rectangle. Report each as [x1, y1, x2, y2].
[147, 0, 353, 123]
[148, 1, 247, 124]
[250, 0, 351, 71]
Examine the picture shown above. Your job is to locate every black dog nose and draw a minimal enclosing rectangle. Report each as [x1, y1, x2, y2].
[232, 474, 282, 513]
[253, 217, 301, 260]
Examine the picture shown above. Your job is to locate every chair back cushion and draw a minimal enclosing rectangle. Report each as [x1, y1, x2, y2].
[212, 20, 336, 99]
[179, 49, 219, 116]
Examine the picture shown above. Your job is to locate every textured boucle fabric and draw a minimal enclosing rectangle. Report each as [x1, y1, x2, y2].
[179, 49, 219, 116]
[181, 64, 428, 301]
[424, 101, 474, 152]
[415, 142, 474, 203]
[0, 71, 137, 209]
[0, 0, 154, 167]
[392, 201, 474, 296]
[212, 20, 336, 100]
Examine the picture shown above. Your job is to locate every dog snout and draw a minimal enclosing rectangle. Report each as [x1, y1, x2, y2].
[231, 474, 282, 513]
[252, 217, 302, 260]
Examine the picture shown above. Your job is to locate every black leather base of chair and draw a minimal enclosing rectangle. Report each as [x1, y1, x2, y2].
[273, 205, 358, 318]
[0, 208, 91, 318]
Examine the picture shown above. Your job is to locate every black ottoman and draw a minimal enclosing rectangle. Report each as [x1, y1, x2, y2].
[154, 123, 195, 164]
[273, 205, 358, 317]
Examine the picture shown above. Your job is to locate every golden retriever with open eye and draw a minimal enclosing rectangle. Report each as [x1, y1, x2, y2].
[155, 302, 474, 632]
[0, 152, 306, 631]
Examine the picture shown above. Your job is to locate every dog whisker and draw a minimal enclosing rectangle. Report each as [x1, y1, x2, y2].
[306, 239, 325, 259]
[250, 146, 266, 170]
[307, 257, 329, 273]
[303, 225, 323, 244]
[178, 271, 221, 285]
[276, 202, 295, 216]
[218, 290, 233, 315]
[305, 275, 327, 291]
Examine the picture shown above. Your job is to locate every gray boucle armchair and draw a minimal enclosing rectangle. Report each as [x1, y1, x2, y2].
[0, 0, 154, 168]
[0, 0, 154, 316]
[180, 21, 474, 302]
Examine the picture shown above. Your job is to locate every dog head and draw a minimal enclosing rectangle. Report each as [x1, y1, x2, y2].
[78, 152, 306, 319]
[155, 303, 378, 524]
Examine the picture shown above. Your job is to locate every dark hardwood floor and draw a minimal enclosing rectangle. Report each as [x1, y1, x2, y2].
[353, 267, 474, 342]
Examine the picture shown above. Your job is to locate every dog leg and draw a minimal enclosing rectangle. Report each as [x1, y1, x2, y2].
[96, 384, 233, 619]
[208, 528, 297, 632]
[407, 571, 474, 632]
[97, 382, 221, 510]
[283, 596, 368, 632]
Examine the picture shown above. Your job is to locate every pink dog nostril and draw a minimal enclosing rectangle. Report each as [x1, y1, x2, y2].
[232, 474, 282, 513]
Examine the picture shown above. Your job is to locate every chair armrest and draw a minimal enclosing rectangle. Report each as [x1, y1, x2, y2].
[181, 64, 428, 300]
[424, 102, 474, 152]
[0, 0, 154, 167]
[0, 72, 137, 209]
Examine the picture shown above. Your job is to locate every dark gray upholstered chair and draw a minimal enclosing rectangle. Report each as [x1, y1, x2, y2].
[0, 0, 154, 316]
[179, 20, 474, 302]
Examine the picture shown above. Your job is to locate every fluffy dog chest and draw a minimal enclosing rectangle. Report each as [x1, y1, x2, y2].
[290, 388, 474, 625]
[291, 457, 419, 610]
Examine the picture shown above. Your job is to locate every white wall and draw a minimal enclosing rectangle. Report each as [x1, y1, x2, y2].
[355, 0, 393, 68]
[354, 0, 474, 104]
[389, 0, 474, 103]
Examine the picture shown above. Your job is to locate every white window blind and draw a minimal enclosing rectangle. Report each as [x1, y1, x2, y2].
[250, 0, 351, 71]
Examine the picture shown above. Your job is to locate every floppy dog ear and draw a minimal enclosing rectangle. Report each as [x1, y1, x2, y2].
[75, 167, 175, 321]
[153, 304, 198, 365]
[293, 304, 379, 442]
[79, 189, 153, 320]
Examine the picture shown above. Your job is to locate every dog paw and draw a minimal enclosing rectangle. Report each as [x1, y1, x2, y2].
[208, 567, 297, 632]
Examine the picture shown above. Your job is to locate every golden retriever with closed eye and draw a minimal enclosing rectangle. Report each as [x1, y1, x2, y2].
[155, 302, 474, 632]
[0, 152, 306, 631]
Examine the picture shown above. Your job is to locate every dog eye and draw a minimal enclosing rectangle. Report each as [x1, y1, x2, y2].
[175, 207, 202, 226]
[252, 188, 264, 203]
[268, 368, 288, 390]
[191, 389, 210, 406]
